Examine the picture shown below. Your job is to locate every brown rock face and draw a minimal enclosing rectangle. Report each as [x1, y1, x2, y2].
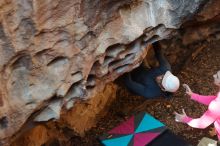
[59, 83, 117, 135]
[159, 0, 220, 74]
[182, 0, 220, 45]
[11, 83, 117, 146]
[0, 0, 208, 144]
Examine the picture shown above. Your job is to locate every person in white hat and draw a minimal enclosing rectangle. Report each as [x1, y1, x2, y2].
[161, 71, 180, 93]
[123, 42, 180, 99]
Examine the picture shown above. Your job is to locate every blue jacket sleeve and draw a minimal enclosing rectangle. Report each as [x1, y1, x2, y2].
[153, 42, 171, 71]
[123, 73, 161, 99]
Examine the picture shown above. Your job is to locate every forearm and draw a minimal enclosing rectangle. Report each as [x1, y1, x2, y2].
[124, 76, 158, 98]
[153, 45, 171, 71]
[183, 110, 216, 129]
[191, 93, 216, 105]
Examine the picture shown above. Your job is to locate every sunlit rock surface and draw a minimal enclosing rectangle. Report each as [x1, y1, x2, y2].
[0, 0, 208, 144]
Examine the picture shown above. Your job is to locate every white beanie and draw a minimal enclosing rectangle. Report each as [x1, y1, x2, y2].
[162, 71, 180, 92]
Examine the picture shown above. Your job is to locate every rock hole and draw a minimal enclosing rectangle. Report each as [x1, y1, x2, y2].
[35, 49, 51, 57]
[0, 116, 8, 129]
[118, 39, 141, 59]
[25, 101, 35, 105]
[109, 59, 121, 67]
[11, 55, 32, 70]
[65, 80, 86, 100]
[144, 35, 160, 44]
[34, 49, 56, 65]
[118, 50, 131, 59]
[71, 71, 81, 76]
[46, 56, 68, 66]
[124, 53, 135, 59]
[89, 60, 100, 75]
[106, 44, 125, 58]
[109, 54, 134, 68]
[86, 74, 96, 89]
[113, 64, 130, 73]
[108, 53, 135, 73]
[103, 56, 114, 66]
[71, 71, 83, 84]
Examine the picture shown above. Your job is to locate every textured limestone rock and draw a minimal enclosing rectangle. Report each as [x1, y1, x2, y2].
[11, 83, 117, 146]
[182, 0, 220, 45]
[34, 99, 62, 122]
[60, 82, 118, 135]
[159, 0, 220, 72]
[0, 0, 207, 144]
[12, 124, 66, 146]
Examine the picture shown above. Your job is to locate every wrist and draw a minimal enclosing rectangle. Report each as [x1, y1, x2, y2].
[187, 92, 193, 96]
[182, 116, 192, 123]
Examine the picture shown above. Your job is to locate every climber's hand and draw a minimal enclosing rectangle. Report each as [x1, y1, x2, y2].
[183, 84, 193, 96]
[174, 109, 188, 123]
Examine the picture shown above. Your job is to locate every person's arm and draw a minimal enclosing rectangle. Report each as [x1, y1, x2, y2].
[183, 84, 216, 105]
[191, 93, 216, 105]
[153, 42, 171, 71]
[185, 110, 216, 129]
[123, 73, 160, 99]
[175, 109, 217, 129]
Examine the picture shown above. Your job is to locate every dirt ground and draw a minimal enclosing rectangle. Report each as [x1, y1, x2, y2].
[70, 40, 220, 146]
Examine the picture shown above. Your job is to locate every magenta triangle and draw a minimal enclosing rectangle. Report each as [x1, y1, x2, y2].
[108, 116, 135, 135]
[133, 132, 160, 146]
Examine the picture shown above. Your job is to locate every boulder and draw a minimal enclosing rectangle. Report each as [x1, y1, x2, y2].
[0, 0, 210, 144]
